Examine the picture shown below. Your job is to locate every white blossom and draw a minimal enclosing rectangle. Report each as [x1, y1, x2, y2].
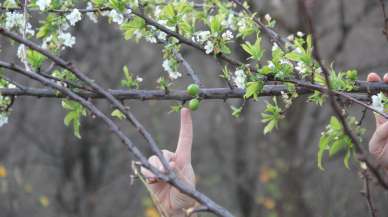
[136, 76, 143, 82]
[294, 47, 304, 54]
[191, 31, 210, 43]
[287, 34, 294, 41]
[126, 8, 132, 15]
[5, 12, 24, 30]
[264, 14, 272, 22]
[372, 92, 385, 113]
[41, 35, 53, 49]
[204, 41, 214, 54]
[268, 61, 275, 69]
[36, 0, 51, 11]
[280, 58, 292, 67]
[281, 91, 292, 109]
[222, 30, 234, 40]
[295, 61, 308, 75]
[0, 113, 8, 128]
[158, 20, 167, 25]
[8, 83, 16, 89]
[101, 10, 110, 16]
[315, 67, 323, 74]
[133, 30, 143, 40]
[157, 20, 176, 31]
[233, 69, 246, 89]
[297, 31, 305, 37]
[17, 44, 26, 61]
[109, 10, 124, 24]
[145, 35, 157, 43]
[237, 18, 248, 32]
[154, 6, 162, 17]
[61, 22, 70, 31]
[222, 14, 235, 30]
[56, 80, 67, 87]
[162, 59, 181, 79]
[58, 32, 76, 48]
[272, 43, 279, 51]
[66, 9, 82, 26]
[86, 2, 98, 23]
[157, 31, 167, 41]
[25, 23, 35, 35]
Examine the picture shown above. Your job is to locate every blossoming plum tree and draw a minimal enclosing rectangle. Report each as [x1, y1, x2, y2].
[1, 0, 388, 216]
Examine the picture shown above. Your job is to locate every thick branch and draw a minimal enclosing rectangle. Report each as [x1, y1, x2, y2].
[0, 84, 387, 101]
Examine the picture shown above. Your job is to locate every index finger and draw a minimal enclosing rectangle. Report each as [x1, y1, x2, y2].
[175, 108, 193, 167]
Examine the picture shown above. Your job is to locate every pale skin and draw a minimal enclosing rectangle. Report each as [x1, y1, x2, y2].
[141, 108, 196, 217]
[142, 73, 388, 217]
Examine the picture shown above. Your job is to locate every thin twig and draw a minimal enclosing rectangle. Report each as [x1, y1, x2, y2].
[175, 52, 204, 87]
[361, 168, 378, 217]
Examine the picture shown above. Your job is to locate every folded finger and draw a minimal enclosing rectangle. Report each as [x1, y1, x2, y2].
[384, 73, 388, 83]
[367, 72, 382, 82]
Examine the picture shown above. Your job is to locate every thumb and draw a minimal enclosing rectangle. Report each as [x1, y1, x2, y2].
[175, 108, 193, 167]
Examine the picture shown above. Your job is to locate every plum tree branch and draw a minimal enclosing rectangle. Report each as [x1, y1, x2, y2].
[1, 82, 386, 101]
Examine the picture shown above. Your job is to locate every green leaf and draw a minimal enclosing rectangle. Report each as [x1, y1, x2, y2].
[263, 120, 277, 134]
[209, 15, 222, 34]
[244, 81, 262, 100]
[111, 109, 125, 120]
[27, 49, 47, 69]
[241, 36, 264, 61]
[121, 17, 146, 40]
[285, 52, 301, 62]
[109, 0, 126, 12]
[329, 140, 346, 156]
[170, 104, 183, 113]
[231, 106, 243, 118]
[64, 111, 76, 126]
[344, 150, 351, 169]
[261, 98, 283, 134]
[318, 149, 325, 170]
[62, 100, 86, 139]
[329, 116, 341, 131]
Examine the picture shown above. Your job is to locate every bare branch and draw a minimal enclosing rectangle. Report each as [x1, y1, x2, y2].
[175, 52, 204, 87]
[361, 168, 378, 217]
[1, 81, 387, 102]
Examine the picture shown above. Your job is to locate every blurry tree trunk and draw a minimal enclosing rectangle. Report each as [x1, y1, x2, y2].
[56, 118, 109, 217]
[232, 102, 257, 217]
[275, 98, 313, 217]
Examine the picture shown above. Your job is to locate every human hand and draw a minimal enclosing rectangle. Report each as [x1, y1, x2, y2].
[367, 72, 388, 168]
[141, 108, 196, 217]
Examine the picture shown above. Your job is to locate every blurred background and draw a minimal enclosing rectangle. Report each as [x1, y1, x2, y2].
[1, 0, 388, 217]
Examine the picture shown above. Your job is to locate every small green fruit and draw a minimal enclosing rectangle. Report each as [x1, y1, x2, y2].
[188, 98, 200, 111]
[186, 84, 200, 96]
